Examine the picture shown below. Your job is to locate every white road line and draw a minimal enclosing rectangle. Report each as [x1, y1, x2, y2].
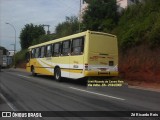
[17, 74, 31, 79]
[69, 87, 125, 101]
[0, 93, 17, 111]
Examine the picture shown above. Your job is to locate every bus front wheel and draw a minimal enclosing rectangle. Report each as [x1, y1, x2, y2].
[54, 67, 62, 82]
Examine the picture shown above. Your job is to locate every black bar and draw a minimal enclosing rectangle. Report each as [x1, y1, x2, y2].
[0, 111, 160, 117]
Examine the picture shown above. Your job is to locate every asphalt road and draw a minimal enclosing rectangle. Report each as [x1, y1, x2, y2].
[0, 68, 160, 120]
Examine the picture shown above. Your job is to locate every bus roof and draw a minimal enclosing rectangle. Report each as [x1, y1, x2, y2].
[28, 30, 116, 49]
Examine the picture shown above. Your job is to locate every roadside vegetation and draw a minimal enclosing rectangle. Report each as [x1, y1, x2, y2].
[15, 49, 27, 68]
[116, 0, 160, 50]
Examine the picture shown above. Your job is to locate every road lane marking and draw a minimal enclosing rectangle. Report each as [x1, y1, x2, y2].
[69, 87, 125, 101]
[17, 74, 31, 79]
[0, 93, 17, 111]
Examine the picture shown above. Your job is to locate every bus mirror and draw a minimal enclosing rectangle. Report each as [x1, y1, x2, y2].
[25, 52, 30, 62]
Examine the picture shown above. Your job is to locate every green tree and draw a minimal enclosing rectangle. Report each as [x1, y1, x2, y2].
[0, 46, 8, 55]
[55, 16, 79, 38]
[32, 16, 79, 45]
[20, 24, 45, 49]
[115, 0, 160, 50]
[82, 0, 118, 32]
[32, 34, 57, 45]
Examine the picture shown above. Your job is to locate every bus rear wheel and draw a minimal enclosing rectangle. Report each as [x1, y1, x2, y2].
[31, 66, 37, 76]
[54, 67, 62, 82]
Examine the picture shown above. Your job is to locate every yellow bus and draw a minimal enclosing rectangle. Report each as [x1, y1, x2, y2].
[26, 30, 118, 81]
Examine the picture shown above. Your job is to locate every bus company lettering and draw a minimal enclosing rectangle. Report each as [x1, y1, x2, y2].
[12, 112, 42, 117]
[28, 113, 42, 117]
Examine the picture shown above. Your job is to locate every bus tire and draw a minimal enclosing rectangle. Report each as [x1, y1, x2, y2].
[54, 67, 62, 82]
[31, 66, 37, 76]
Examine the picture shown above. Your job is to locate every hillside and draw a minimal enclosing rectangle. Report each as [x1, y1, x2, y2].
[115, 1, 160, 84]
[116, 1, 160, 50]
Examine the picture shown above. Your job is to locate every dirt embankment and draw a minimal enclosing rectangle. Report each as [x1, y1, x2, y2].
[119, 44, 160, 88]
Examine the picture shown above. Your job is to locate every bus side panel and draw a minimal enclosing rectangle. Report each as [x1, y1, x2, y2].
[50, 56, 70, 78]
[29, 58, 53, 75]
[36, 58, 53, 75]
[26, 62, 30, 72]
[69, 55, 84, 79]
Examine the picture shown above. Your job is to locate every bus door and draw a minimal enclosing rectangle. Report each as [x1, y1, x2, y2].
[60, 40, 70, 78]
[44, 45, 53, 75]
[69, 37, 85, 79]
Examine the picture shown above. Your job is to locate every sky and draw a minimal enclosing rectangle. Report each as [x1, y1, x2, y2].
[0, 0, 80, 51]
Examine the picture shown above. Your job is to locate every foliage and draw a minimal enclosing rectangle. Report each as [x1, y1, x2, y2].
[32, 34, 57, 45]
[115, 0, 160, 50]
[15, 49, 27, 65]
[83, 0, 160, 50]
[82, 0, 118, 32]
[55, 16, 79, 38]
[32, 16, 79, 45]
[148, 15, 160, 48]
[0, 46, 8, 55]
[20, 24, 45, 49]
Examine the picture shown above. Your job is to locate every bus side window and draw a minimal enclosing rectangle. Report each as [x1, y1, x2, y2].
[31, 49, 35, 58]
[38, 47, 41, 58]
[71, 37, 84, 55]
[35, 48, 40, 58]
[53, 43, 60, 57]
[61, 40, 70, 56]
[41, 46, 45, 58]
[46, 45, 52, 57]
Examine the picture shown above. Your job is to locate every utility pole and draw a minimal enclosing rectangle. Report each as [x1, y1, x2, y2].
[6, 22, 16, 68]
[79, 0, 82, 32]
